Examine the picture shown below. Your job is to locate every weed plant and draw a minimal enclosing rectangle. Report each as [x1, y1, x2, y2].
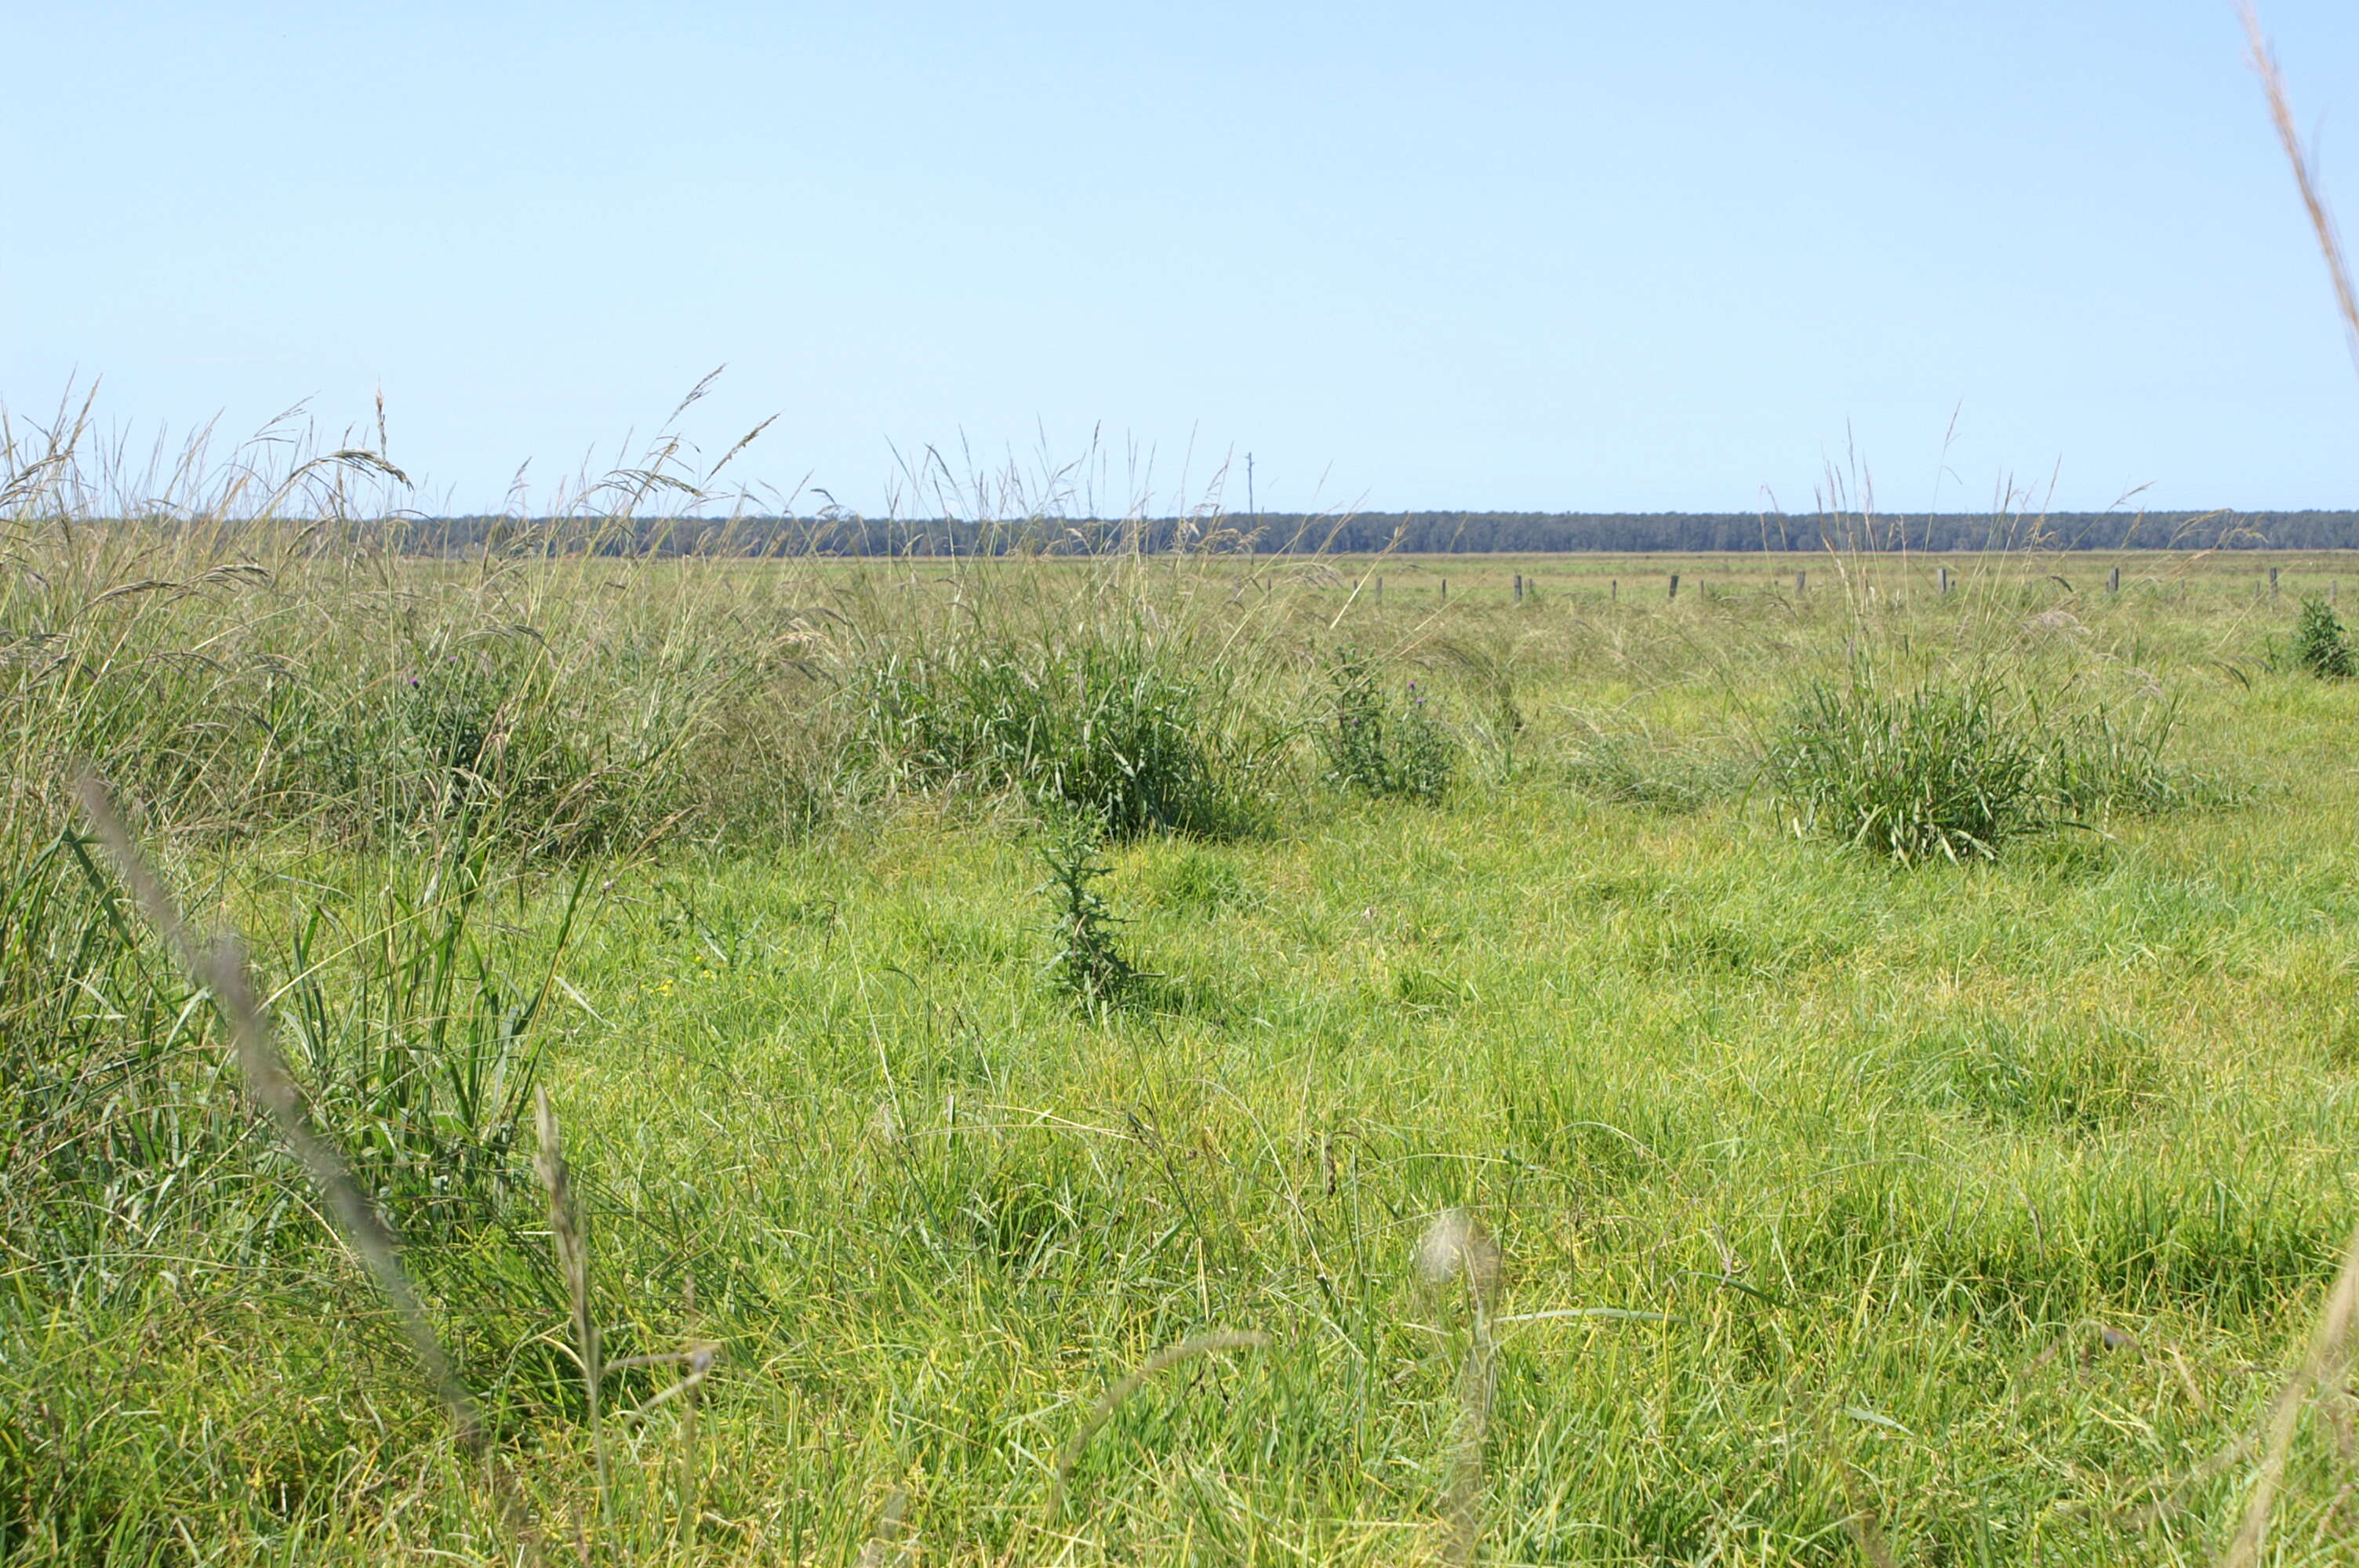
[1038, 812, 1141, 1012]
[276, 834, 583, 1238]
[0, 822, 205, 1287]
[2287, 595, 2356, 677]
[0, 816, 569, 1269]
[1323, 647, 1458, 801]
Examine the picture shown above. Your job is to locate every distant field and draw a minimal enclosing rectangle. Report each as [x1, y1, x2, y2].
[13, 509, 2359, 1563]
[1233, 548, 2359, 601]
[803, 546, 2359, 606]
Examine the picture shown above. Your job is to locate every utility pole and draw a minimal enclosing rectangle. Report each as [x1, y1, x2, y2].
[1245, 452, 1256, 524]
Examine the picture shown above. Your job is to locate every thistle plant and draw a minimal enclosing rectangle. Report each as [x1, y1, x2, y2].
[1039, 812, 1139, 1013]
[1324, 648, 1458, 803]
[2291, 596, 2357, 678]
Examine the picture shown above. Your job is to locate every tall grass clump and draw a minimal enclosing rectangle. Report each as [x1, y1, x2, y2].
[1323, 647, 1458, 802]
[1768, 680, 2040, 862]
[276, 833, 582, 1240]
[1, 388, 838, 858]
[0, 809, 568, 1281]
[0, 819, 207, 1292]
[856, 635, 1262, 837]
[0, 793, 580, 1552]
[1765, 673, 2191, 863]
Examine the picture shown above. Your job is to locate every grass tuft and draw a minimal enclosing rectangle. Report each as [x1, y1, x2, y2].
[1765, 672, 2197, 863]
[859, 637, 1261, 837]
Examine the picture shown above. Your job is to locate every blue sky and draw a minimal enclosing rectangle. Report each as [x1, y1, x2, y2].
[7, 2, 2358, 516]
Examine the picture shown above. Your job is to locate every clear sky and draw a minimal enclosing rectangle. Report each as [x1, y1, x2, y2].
[8, 2, 2359, 517]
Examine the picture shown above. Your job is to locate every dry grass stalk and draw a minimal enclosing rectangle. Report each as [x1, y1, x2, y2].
[1418, 1207, 1501, 1568]
[1041, 1329, 1274, 1525]
[1837, 1461, 1903, 1568]
[74, 773, 540, 1559]
[2219, 1221, 2359, 1568]
[611, 1338, 721, 1534]
[535, 1087, 610, 1508]
[855, 1486, 911, 1568]
[1444, 1320, 1496, 1568]
[2242, 2, 2359, 369]
[2226, 17, 2359, 1564]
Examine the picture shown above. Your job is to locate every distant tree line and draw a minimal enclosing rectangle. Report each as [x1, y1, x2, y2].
[372, 509, 2359, 557]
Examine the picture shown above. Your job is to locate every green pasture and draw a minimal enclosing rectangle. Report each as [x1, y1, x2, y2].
[10, 518, 2359, 1564]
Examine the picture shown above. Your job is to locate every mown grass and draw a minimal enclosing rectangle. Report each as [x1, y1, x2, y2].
[12, 419, 2359, 1562]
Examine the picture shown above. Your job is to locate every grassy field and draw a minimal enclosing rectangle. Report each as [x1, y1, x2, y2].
[13, 494, 2359, 1563]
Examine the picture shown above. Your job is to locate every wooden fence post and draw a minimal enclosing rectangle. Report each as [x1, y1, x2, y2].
[1668, 573, 1680, 601]
[2109, 565, 2121, 594]
[1796, 569, 1806, 594]
[2271, 566, 2281, 596]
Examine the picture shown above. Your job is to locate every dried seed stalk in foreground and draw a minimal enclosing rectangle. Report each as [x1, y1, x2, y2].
[75, 773, 539, 1561]
[1041, 1330, 1273, 1526]
[2220, 1221, 2359, 1568]
[535, 1087, 609, 1504]
[1419, 1208, 1501, 1568]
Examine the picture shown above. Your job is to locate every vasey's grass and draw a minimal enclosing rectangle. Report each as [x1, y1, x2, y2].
[1762, 674, 2197, 864]
[856, 637, 1264, 840]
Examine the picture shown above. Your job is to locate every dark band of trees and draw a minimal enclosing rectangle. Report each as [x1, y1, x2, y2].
[373, 510, 2359, 557]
